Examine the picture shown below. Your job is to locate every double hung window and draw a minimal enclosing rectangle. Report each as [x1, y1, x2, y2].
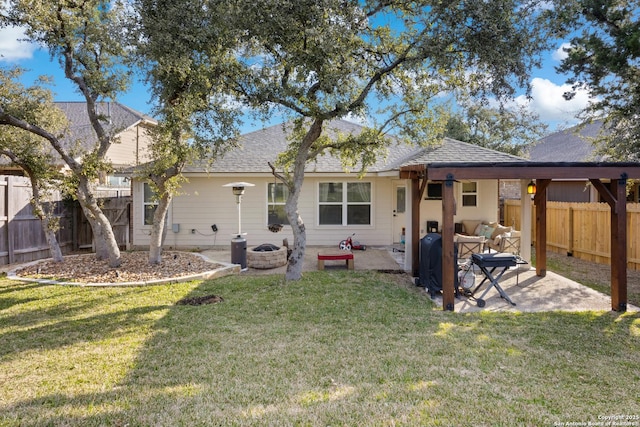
[143, 183, 158, 225]
[267, 182, 290, 225]
[319, 182, 371, 225]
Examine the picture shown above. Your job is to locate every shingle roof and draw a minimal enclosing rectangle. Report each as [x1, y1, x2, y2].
[56, 101, 156, 149]
[0, 102, 155, 169]
[528, 120, 608, 162]
[185, 120, 527, 174]
[399, 137, 527, 168]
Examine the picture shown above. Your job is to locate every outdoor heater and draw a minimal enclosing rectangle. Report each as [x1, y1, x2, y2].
[223, 181, 254, 270]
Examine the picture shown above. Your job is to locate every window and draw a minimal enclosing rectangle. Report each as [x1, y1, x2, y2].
[108, 176, 129, 187]
[267, 182, 290, 225]
[319, 182, 371, 225]
[461, 181, 477, 207]
[426, 182, 442, 200]
[143, 183, 158, 225]
[396, 186, 406, 213]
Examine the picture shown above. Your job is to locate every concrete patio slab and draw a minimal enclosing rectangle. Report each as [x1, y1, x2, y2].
[430, 266, 639, 313]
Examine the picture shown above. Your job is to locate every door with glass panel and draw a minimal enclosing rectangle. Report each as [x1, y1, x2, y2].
[392, 182, 406, 244]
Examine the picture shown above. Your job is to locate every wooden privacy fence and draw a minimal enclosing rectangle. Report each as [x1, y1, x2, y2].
[0, 175, 131, 266]
[504, 199, 640, 271]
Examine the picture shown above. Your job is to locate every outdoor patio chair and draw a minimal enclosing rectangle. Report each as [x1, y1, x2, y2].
[494, 231, 521, 255]
[454, 234, 487, 262]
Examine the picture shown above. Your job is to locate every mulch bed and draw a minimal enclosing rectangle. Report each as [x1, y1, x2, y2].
[14, 251, 222, 284]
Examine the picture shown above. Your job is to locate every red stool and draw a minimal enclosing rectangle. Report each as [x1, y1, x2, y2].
[317, 251, 354, 270]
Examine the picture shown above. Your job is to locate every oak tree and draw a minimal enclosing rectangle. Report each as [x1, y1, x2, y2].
[557, 0, 640, 160]
[127, 0, 241, 263]
[223, 0, 558, 280]
[0, 0, 131, 267]
[0, 70, 67, 262]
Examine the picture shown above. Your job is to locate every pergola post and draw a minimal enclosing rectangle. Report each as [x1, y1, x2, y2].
[520, 179, 533, 263]
[441, 174, 456, 311]
[411, 175, 422, 277]
[533, 179, 550, 277]
[591, 177, 628, 312]
[611, 178, 628, 311]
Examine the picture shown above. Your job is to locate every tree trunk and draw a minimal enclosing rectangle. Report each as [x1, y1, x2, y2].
[30, 182, 63, 263]
[76, 178, 121, 267]
[148, 193, 172, 264]
[284, 194, 306, 281]
[43, 222, 64, 262]
[285, 119, 323, 281]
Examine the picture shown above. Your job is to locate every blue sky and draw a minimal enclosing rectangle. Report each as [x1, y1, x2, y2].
[0, 23, 591, 134]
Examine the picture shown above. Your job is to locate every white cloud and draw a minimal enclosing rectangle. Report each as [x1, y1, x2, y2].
[514, 77, 592, 125]
[342, 111, 370, 126]
[552, 43, 572, 62]
[0, 26, 38, 62]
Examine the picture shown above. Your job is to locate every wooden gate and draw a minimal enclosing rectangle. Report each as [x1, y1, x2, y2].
[0, 175, 131, 265]
[74, 197, 131, 250]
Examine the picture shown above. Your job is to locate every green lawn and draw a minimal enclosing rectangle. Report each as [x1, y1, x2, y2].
[1, 272, 639, 426]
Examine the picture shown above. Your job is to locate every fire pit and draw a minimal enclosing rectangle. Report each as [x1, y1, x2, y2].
[247, 244, 288, 269]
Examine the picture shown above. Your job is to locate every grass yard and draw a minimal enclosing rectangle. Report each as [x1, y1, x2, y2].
[1, 271, 639, 426]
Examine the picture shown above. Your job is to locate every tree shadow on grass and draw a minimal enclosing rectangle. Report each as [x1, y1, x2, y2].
[0, 304, 169, 360]
[2, 273, 640, 426]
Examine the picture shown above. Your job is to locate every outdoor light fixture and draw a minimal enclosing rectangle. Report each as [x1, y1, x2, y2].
[527, 180, 537, 195]
[223, 182, 254, 270]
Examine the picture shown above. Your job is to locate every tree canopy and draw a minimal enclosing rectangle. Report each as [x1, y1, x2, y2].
[556, 0, 640, 160]
[213, 0, 557, 279]
[445, 104, 547, 156]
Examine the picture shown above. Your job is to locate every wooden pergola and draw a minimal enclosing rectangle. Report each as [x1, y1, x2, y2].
[399, 161, 640, 312]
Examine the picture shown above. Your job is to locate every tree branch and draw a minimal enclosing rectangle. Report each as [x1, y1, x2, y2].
[0, 108, 81, 171]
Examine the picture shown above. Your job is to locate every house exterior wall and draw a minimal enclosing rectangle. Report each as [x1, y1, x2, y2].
[418, 180, 500, 232]
[133, 174, 395, 249]
[132, 175, 501, 249]
[106, 123, 153, 167]
[499, 179, 521, 200]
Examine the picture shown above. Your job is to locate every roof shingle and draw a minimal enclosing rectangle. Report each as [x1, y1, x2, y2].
[528, 120, 607, 162]
[186, 120, 527, 174]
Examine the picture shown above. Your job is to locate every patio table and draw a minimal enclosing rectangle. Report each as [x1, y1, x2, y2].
[469, 253, 518, 307]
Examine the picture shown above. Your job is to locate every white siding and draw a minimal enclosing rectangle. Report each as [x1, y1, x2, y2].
[132, 175, 500, 249]
[106, 123, 153, 167]
[133, 175, 394, 249]
[418, 180, 500, 233]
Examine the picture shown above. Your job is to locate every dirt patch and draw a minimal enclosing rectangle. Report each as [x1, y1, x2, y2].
[176, 295, 224, 305]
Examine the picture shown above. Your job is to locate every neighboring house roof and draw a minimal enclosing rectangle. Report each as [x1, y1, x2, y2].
[0, 101, 156, 171]
[528, 120, 608, 162]
[56, 101, 156, 150]
[184, 119, 528, 174]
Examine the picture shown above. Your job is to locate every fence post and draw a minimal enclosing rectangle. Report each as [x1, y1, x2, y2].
[7, 176, 15, 265]
[567, 205, 574, 256]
